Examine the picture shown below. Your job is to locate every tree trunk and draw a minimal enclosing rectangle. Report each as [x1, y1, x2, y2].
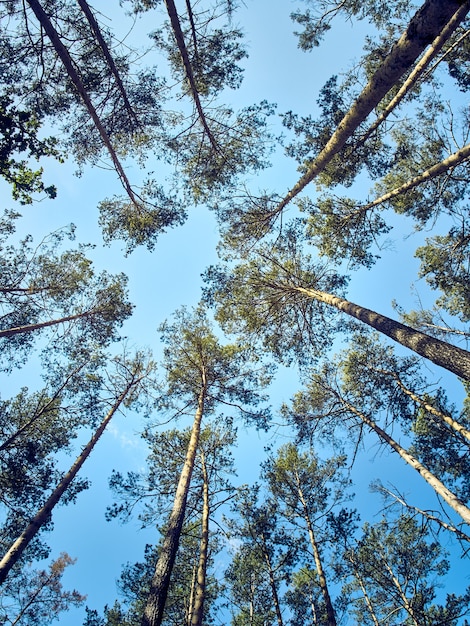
[385, 369, 470, 444]
[0, 310, 95, 338]
[296, 480, 337, 626]
[292, 285, 470, 381]
[347, 555, 380, 626]
[26, 0, 140, 207]
[190, 450, 209, 626]
[0, 379, 138, 585]
[357, 3, 469, 148]
[261, 533, 284, 626]
[375, 484, 470, 544]
[347, 142, 470, 220]
[163, 0, 219, 152]
[142, 376, 207, 626]
[275, 0, 469, 213]
[337, 394, 470, 526]
[76, 0, 138, 125]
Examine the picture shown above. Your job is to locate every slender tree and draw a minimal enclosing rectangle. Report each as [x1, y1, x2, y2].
[204, 235, 470, 379]
[0, 351, 153, 585]
[275, 0, 470, 215]
[142, 306, 271, 626]
[262, 444, 351, 626]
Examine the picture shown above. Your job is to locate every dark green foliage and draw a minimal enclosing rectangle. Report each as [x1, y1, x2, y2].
[290, 0, 412, 50]
[0, 96, 62, 203]
[339, 514, 470, 625]
[416, 226, 470, 323]
[0, 214, 133, 367]
[98, 183, 187, 255]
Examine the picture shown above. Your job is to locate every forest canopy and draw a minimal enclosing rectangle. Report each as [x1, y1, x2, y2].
[1, 0, 470, 625]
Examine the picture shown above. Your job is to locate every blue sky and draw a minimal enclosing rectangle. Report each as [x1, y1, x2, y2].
[2, 0, 470, 623]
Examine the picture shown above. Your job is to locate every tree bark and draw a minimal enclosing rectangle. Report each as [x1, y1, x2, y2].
[190, 450, 209, 626]
[0, 310, 97, 338]
[76, 0, 139, 125]
[142, 376, 207, 626]
[275, 0, 470, 214]
[292, 285, 470, 381]
[337, 394, 470, 526]
[357, 3, 470, 148]
[163, 0, 219, 152]
[0, 378, 139, 585]
[385, 369, 470, 444]
[346, 142, 470, 220]
[296, 479, 337, 626]
[26, 0, 140, 207]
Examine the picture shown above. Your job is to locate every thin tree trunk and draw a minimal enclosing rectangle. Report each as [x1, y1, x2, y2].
[291, 285, 470, 381]
[0, 379, 139, 585]
[296, 478, 337, 626]
[375, 484, 470, 544]
[346, 553, 381, 626]
[345, 142, 470, 221]
[190, 450, 209, 626]
[382, 369, 470, 444]
[261, 533, 284, 626]
[0, 309, 96, 338]
[163, 0, 220, 152]
[275, 0, 469, 214]
[26, 0, 141, 207]
[0, 362, 85, 452]
[335, 393, 470, 525]
[380, 549, 420, 626]
[357, 3, 469, 148]
[186, 562, 197, 626]
[76, 0, 139, 125]
[142, 376, 207, 626]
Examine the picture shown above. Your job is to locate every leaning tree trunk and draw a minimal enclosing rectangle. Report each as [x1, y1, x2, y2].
[346, 142, 470, 221]
[0, 310, 97, 338]
[163, 0, 219, 152]
[190, 450, 210, 626]
[336, 393, 470, 526]
[356, 3, 470, 148]
[0, 378, 139, 584]
[26, 0, 140, 207]
[292, 285, 470, 381]
[142, 375, 207, 626]
[381, 369, 470, 444]
[76, 0, 138, 125]
[296, 480, 337, 626]
[275, 0, 469, 214]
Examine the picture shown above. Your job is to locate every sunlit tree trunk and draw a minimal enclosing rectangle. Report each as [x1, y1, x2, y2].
[346, 142, 470, 220]
[336, 394, 470, 525]
[291, 285, 470, 381]
[0, 378, 139, 584]
[357, 3, 470, 147]
[275, 0, 469, 213]
[190, 450, 209, 626]
[296, 478, 337, 626]
[382, 369, 470, 444]
[142, 376, 207, 626]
